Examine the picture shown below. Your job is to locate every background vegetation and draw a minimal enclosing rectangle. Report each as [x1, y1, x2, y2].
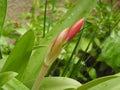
[0, 0, 120, 90]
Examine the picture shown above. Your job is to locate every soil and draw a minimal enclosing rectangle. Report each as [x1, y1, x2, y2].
[7, 0, 33, 22]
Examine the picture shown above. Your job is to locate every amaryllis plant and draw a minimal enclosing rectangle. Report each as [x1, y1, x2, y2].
[32, 18, 84, 90]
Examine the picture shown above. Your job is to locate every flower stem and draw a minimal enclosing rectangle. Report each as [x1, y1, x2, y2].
[32, 64, 49, 90]
[31, 0, 37, 21]
[43, 0, 48, 38]
[0, 49, 2, 59]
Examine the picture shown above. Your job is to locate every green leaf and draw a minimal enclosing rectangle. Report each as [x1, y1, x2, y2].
[0, 57, 7, 72]
[1, 30, 35, 79]
[87, 77, 120, 90]
[87, 67, 96, 79]
[22, 0, 97, 87]
[2, 78, 29, 90]
[115, 72, 120, 76]
[80, 38, 92, 52]
[77, 75, 119, 90]
[39, 77, 81, 90]
[0, 0, 7, 35]
[98, 32, 120, 69]
[0, 50, 2, 59]
[65, 88, 76, 90]
[0, 71, 17, 87]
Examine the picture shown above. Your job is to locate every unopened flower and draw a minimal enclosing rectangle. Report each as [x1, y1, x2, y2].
[32, 18, 84, 90]
[44, 18, 84, 66]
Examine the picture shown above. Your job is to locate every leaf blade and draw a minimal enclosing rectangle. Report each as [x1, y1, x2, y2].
[2, 30, 35, 79]
[2, 78, 30, 90]
[0, 71, 17, 87]
[77, 75, 119, 90]
[39, 77, 81, 90]
[0, 0, 7, 35]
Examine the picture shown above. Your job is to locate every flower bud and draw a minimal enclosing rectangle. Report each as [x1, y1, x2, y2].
[44, 18, 84, 66]
[66, 18, 84, 41]
[44, 28, 69, 66]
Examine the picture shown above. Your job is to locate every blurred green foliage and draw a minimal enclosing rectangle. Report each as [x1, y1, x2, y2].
[0, 0, 120, 90]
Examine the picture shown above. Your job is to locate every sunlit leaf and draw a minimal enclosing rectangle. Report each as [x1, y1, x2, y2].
[80, 38, 92, 52]
[39, 77, 81, 90]
[0, 71, 17, 87]
[87, 67, 96, 79]
[2, 78, 29, 90]
[77, 75, 119, 90]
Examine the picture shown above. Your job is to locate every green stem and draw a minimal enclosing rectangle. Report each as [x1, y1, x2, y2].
[32, 64, 49, 90]
[31, 0, 37, 21]
[61, 29, 83, 76]
[69, 31, 96, 77]
[0, 48, 2, 59]
[47, 0, 55, 33]
[0, 35, 2, 59]
[43, 0, 48, 38]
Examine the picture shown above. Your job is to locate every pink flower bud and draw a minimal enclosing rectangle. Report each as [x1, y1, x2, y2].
[45, 18, 84, 66]
[44, 28, 69, 66]
[66, 18, 84, 41]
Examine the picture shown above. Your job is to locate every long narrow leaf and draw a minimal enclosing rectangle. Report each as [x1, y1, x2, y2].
[0, 0, 7, 35]
[77, 75, 120, 90]
[2, 30, 35, 79]
[0, 0, 7, 59]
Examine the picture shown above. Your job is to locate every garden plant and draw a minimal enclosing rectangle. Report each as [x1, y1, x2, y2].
[0, 0, 120, 90]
